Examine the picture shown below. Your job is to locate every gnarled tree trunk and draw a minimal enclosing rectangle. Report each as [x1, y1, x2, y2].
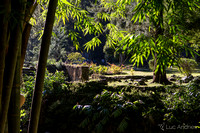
[152, 3, 170, 85]
[153, 64, 170, 84]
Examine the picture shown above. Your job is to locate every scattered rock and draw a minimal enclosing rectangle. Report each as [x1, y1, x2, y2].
[99, 79, 108, 85]
[128, 82, 132, 85]
[191, 76, 200, 84]
[169, 77, 176, 81]
[137, 78, 147, 85]
[138, 81, 147, 85]
[178, 79, 183, 84]
[129, 79, 134, 82]
[91, 74, 100, 79]
[138, 78, 147, 82]
[171, 74, 176, 78]
[182, 75, 194, 83]
[169, 75, 181, 81]
[133, 82, 139, 86]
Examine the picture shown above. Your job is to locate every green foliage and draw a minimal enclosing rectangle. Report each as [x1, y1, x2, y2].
[66, 52, 86, 64]
[89, 63, 108, 75]
[84, 37, 102, 52]
[107, 63, 124, 74]
[178, 58, 198, 76]
[20, 70, 67, 130]
[20, 75, 35, 130]
[162, 81, 200, 124]
[73, 87, 165, 133]
[21, 75, 35, 110]
[26, 0, 105, 64]
[89, 62, 97, 74]
[103, 44, 117, 63]
[44, 70, 66, 93]
[148, 59, 154, 71]
[130, 68, 134, 76]
[38, 81, 109, 133]
[47, 58, 57, 65]
[21, 73, 200, 132]
[22, 70, 66, 109]
[89, 63, 124, 75]
[73, 89, 138, 133]
[20, 109, 27, 131]
[97, 0, 200, 78]
[97, 65, 108, 74]
[73, 81, 200, 132]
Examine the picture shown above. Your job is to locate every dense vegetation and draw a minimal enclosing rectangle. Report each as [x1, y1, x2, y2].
[0, 0, 199, 132]
[20, 70, 200, 132]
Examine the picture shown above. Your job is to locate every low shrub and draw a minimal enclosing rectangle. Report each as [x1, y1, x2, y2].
[178, 58, 198, 76]
[89, 63, 108, 75]
[73, 82, 200, 133]
[66, 52, 86, 64]
[20, 70, 67, 131]
[107, 63, 124, 74]
[47, 58, 57, 65]
[162, 81, 200, 125]
[73, 87, 165, 133]
[38, 81, 110, 133]
[89, 63, 124, 75]
[148, 59, 155, 71]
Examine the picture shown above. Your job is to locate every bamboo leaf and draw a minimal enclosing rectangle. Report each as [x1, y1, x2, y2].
[112, 108, 122, 118]
[61, 0, 73, 6]
[117, 117, 128, 132]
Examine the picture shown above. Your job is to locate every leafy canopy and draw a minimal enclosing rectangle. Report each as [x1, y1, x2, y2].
[89, 0, 200, 74]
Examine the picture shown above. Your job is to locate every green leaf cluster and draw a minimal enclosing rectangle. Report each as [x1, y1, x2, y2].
[66, 52, 86, 64]
[178, 58, 198, 76]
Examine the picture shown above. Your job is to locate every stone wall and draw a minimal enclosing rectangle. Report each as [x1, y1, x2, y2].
[64, 64, 89, 81]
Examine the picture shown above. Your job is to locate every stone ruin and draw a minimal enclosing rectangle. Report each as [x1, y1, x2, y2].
[64, 64, 89, 82]
[22, 63, 89, 82]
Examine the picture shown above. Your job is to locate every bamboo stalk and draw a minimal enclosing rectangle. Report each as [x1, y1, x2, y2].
[21, 23, 32, 71]
[0, 0, 26, 132]
[8, 38, 21, 133]
[28, 0, 58, 132]
[0, 0, 11, 116]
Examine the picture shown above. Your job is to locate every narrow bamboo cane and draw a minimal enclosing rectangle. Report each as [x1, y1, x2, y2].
[28, 0, 58, 132]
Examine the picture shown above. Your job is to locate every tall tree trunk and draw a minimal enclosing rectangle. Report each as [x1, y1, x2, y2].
[0, 0, 11, 116]
[28, 0, 58, 132]
[8, 39, 21, 133]
[0, 0, 26, 132]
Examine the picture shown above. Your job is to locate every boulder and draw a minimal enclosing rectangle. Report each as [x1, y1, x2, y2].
[169, 74, 181, 81]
